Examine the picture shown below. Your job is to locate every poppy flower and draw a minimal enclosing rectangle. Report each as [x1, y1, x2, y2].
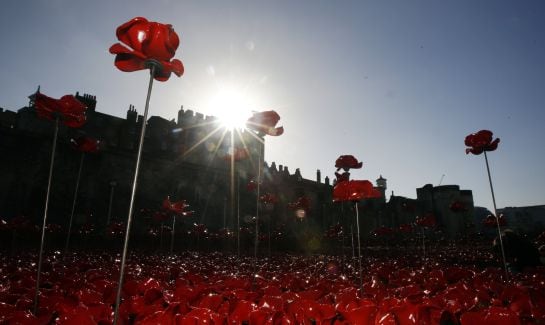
[465, 130, 500, 155]
[45, 223, 62, 234]
[247, 179, 258, 192]
[288, 196, 310, 211]
[106, 222, 125, 237]
[398, 223, 414, 233]
[162, 196, 191, 216]
[450, 201, 467, 213]
[460, 306, 521, 325]
[246, 110, 284, 136]
[152, 211, 169, 222]
[483, 214, 507, 228]
[373, 226, 394, 237]
[335, 155, 363, 172]
[78, 223, 95, 236]
[34, 92, 87, 128]
[325, 224, 343, 239]
[109, 17, 184, 81]
[260, 193, 278, 205]
[191, 223, 208, 236]
[332, 180, 381, 202]
[70, 136, 100, 153]
[415, 213, 437, 228]
[335, 171, 350, 183]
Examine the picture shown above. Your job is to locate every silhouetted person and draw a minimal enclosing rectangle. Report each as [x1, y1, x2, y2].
[493, 229, 542, 273]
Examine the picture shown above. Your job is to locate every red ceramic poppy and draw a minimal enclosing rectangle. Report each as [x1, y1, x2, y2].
[415, 213, 437, 228]
[152, 211, 169, 222]
[335, 171, 350, 183]
[70, 136, 100, 153]
[45, 223, 62, 234]
[465, 130, 500, 155]
[191, 223, 208, 236]
[229, 300, 258, 324]
[109, 17, 184, 81]
[325, 223, 343, 239]
[288, 196, 310, 211]
[373, 226, 395, 237]
[260, 193, 278, 205]
[246, 110, 284, 136]
[78, 223, 95, 236]
[483, 214, 507, 227]
[247, 179, 258, 192]
[106, 222, 125, 237]
[34, 92, 87, 128]
[162, 196, 190, 215]
[332, 180, 381, 202]
[460, 306, 521, 325]
[335, 155, 363, 171]
[398, 223, 414, 233]
[450, 201, 467, 213]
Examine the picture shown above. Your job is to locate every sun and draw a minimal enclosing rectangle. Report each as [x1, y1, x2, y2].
[207, 86, 255, 130]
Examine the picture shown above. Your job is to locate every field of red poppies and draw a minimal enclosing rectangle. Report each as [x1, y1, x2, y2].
[1, 243, 544, 325]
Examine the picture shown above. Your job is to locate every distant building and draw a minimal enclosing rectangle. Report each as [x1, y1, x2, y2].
[498, 205, 545, 236]
[0, 90, 490, 246]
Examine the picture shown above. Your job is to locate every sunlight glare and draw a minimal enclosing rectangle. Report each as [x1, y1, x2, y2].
[208, 86, 255, 130]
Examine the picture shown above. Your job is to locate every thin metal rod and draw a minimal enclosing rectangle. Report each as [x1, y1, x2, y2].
[237, 172, 240, 257]
[170, 216, 176, 254]
[223, 198, 227, 228]
[422, 228, 426, 263]
[254, 152, 262, 261]
[159, 222, 164, 251]
[65, 152, 85, 253]
[355, 202, 363, 296]
[484, 151, 509, 280]
[33, 116, 59, 314]
[106, 182, 116, 226]
[350, 224, 355, 259]
[113, 65, 155, 325]
[229, 131, 236, 252]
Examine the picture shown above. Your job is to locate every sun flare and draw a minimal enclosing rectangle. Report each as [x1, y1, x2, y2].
[207, 86, 255, 130]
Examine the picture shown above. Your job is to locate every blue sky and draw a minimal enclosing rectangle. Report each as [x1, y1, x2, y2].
[1, 0, 544, 211]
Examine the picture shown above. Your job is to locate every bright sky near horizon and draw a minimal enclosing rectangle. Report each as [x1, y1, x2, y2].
[1, 0, 544, 212]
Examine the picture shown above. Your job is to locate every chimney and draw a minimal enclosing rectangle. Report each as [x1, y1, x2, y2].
[316, 169, 321, 183]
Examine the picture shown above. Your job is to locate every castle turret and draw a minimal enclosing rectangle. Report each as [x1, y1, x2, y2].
[75, 92, 97, 112]
[126, 105, 137, 123]
[376, 175, 387, 199]
[376, 175, 387, 189]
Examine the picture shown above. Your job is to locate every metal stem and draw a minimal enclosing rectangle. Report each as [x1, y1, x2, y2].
[484, 151, 509, 280]
[355, 202, 363, 296]
[65, 152, 85, 253]
[170, 215, 176, 254]
[230, 131, 236, 252]
[422, 228, 426, 263]
[254, 151, 262, 260]
[106, 182, 116, 226]
[33, 116, 59, 314]
[113, 65, 155, 325]
[159, 222, 164, 251]
[237, 171, 240, 257]
[350, 224, 355, 259]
